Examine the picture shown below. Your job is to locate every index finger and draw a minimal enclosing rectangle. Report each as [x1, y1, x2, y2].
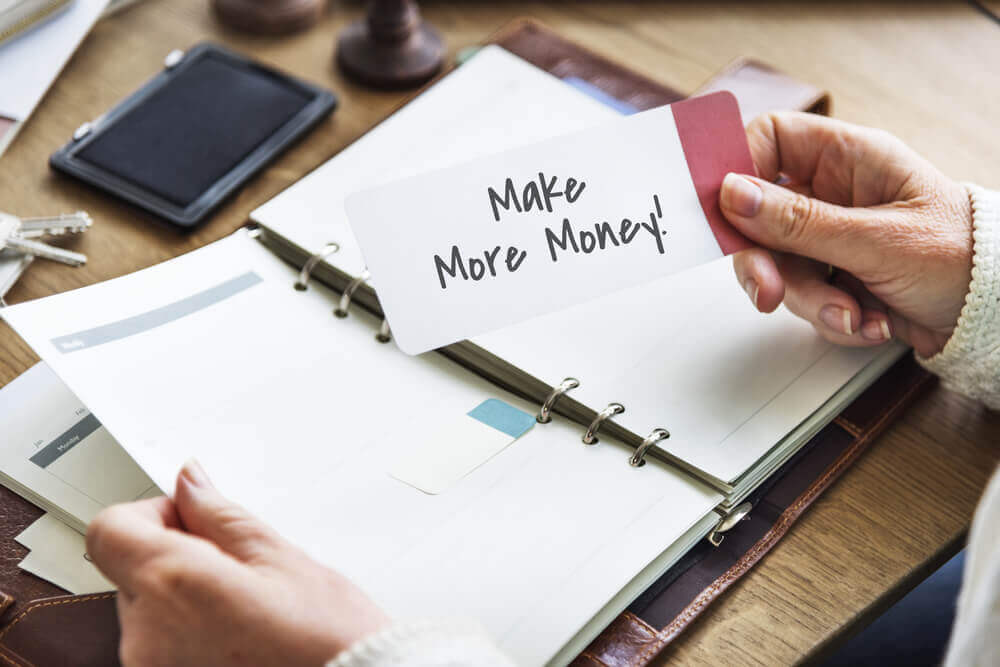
[746, 112, 892, 206]
[86, 497, 181, 593]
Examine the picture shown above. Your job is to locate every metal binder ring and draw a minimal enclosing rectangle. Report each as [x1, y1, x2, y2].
[294, 243, 340, 291]
[536, 377, 579, 424]
[582, 402, 625, 444]
[375, 319, 391, 343]
[334, 269, 371, 318]
[629, 428, 670, 467]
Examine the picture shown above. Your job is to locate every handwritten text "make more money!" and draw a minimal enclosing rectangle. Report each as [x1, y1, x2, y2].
[433, 173, 668, 289]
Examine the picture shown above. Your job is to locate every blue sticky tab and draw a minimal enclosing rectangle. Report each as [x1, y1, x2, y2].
[467, 399, 535, 439]
[561, 76, 639, 115]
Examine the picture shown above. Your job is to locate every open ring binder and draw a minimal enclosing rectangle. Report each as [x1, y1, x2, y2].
[582, 402, 625, 444]
[629, 428, 670, 467]
[537, 377, 579, 424]
[334, 269, 371, 318]
[294, 242, 340, 291]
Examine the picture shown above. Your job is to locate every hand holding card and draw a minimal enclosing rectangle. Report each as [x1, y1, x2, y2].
[346, 91, 755, 354]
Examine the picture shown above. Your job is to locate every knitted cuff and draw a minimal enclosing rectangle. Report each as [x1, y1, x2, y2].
[326, 619, 514, 667]
[917, 184, 1000, 409]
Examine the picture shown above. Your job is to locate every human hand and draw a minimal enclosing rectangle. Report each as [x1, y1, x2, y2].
[719, 112, 973, 358]
[87, 461, 388, 667]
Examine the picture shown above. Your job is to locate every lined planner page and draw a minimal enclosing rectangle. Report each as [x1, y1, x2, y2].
[2, 233, 721, 666]
[473, 259, 904, 483]
[250, 45, 620, 277]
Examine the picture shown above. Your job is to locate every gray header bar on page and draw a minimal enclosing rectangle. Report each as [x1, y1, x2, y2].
[50, 271, 263, 353]
[30, 413, 102, 468]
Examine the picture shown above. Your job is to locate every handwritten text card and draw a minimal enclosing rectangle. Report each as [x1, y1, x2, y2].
[346, 92, 754, 354]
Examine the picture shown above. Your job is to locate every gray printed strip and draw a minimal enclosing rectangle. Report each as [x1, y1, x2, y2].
[30, 413, 102, 468]
[50, 271, 263, 353]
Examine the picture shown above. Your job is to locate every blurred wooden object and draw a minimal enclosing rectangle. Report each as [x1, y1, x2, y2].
[336, 0, 443, 89]
[0, 2, 998, 664]
[976, 0, 1000, 20]
[212, 0, 323, 34]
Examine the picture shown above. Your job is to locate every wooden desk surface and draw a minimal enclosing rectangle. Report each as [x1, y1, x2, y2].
[1, 1, 998, 664]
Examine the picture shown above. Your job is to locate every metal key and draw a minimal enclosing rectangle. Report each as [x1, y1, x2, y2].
[17, 211, 92, 239]
[4, 236, 87, 266]
[0, 212, 88, 267]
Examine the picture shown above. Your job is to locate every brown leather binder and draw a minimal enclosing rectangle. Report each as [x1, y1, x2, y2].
[0, 19, 927, 667]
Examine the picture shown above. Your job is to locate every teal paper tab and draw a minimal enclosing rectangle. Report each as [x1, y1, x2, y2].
[467, 398, 535, 439]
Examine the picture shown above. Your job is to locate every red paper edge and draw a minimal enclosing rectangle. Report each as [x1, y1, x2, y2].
[670, 91, 756, 255]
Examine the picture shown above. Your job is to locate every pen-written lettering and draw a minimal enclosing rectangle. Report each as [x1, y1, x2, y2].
[488, 173, 586, 222]
[545, 195, 666, 261]
[435, 245, 528, 289]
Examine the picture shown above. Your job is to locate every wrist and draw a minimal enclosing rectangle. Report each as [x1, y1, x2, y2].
[917, 183, 1000, 409]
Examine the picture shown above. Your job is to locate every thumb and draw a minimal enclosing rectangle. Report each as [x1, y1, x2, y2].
[720, 173, 887, 274]
[174, 459, 284, 564]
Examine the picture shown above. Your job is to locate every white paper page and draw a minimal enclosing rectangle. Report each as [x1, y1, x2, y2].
[0, 250, 31, 296]
[2, 232, 722, 665]
[0, 361, 158, 531]
[16, 513, 113, 594]
[0, 0, 108, 121]
[250, 45, 620, 277]
[474, 257, 902, 483]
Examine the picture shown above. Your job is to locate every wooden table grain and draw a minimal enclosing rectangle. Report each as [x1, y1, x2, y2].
[1, 1, 998, 665]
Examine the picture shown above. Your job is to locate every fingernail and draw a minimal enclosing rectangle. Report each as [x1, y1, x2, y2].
[181, 458, 212, 489]
[722, 174, 763, 217]
[820, 305, 853, 335]
[743, 279, 759, 309]
[861, 319, 892, 341]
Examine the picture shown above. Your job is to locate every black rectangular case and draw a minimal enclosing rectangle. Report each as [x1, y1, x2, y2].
[50, 43, 337, 228]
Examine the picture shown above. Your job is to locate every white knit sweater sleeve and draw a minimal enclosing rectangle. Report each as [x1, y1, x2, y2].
[920, 183, 1000, 667]
[917, 184, 1000, 408]
[326, 620, 515, 667]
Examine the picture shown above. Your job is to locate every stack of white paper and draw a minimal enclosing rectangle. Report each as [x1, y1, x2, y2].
[0, 0, 109, 156]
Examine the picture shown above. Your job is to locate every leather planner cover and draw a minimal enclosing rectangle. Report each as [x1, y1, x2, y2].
[0, 18, 930, 667]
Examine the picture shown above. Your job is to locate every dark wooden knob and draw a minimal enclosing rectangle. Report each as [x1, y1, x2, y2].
[336, 0, 445, 90]
[212, 0, 324, 35]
